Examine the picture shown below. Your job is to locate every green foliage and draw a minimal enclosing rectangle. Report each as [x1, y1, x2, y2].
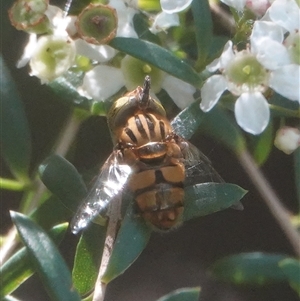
[0, 55, 31, 182]
[11, 212, 81, 301]
[101, 203, 152, 283]
[157, 287, 201, 301]
[72, 224, 106, 295]
[0, 223, 68, 298]
[184, 183, 247, 221]
[210, 252, 290, 285]
[110, 38, 202, 87]
[2, 0, 299, 300]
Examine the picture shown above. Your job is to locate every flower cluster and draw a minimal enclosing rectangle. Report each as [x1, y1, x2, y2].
[9, 0, 299, 138]
[200, 0, 300, 135]
[9, 0, 195, 109]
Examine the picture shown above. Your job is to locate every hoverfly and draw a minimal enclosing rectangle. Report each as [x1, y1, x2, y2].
[71, 76, 226, 234]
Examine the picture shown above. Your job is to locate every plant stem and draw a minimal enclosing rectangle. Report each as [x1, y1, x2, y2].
[92, 195, 122, 301]
[238, 150, 300, 257]
[0, 178, 26, 191]
[0, 112, 82, 263]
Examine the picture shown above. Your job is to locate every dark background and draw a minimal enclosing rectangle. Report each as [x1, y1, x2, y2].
[1, 1, 298, 300]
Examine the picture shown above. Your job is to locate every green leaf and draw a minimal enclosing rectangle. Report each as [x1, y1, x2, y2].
[294, 148, 300, 206]
[210, 252, 288, 286]
[191, 0, 213, 68]
[157, 287, 201, 301]
[249, 120, 273, 165]
[49, 72, 91, 110]
[202, 105, 246, 154]
[0, 56, 31, 182]
[72, 224, 106, 296]
[30, 195, 74, 230]
[171, 101, 205, 140]
[101, 203, 152, 283]
[133, 13, 160, 44]
[207, 36, 228, 63]
[109, 38, 202, 87]
[183, 183, 247, 221]
[39, 154, 87, 213]
[0, 223, 68, 299]
[10, 212, 81, 301]
[279, 258, 300, 296]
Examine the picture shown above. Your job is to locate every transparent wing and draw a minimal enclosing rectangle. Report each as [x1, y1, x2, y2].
[178, 138, 224, 187]
[71, 151, 132, 234]
[180, 138, 244, 210]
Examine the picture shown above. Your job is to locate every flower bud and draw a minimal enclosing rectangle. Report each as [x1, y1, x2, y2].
[76, 4, 117, 45]
[274, 126, 300, 155]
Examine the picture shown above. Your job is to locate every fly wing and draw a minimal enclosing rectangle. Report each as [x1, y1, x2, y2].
[180, 138, 243, 210]
[71, 151, 132, 234]
[179, 138, 224, 187]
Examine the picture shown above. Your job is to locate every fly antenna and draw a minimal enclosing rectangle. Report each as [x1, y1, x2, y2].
[139, 75, 151, 109]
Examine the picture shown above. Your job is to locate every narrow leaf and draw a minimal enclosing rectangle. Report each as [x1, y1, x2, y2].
[10, 212, 81, 301]
[101, 203, 152, 283]
[210, 252, 288, 286]
[0, 56, 31, 181]
[157, 287, 201, 301]
[279, 258, 300, 296]
[202, 105, 246, 154]
[0, 223, 68, 298]
[39, 154, 87, 213]
[49, 72, 91, 110]
[72, 224, 106, 296]
[110, 38, 201, 87]
[183, 183, 247, 221]
[191, 0, 213, 66]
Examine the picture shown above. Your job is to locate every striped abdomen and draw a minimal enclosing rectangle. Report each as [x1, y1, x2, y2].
[119, 113, 172, 146]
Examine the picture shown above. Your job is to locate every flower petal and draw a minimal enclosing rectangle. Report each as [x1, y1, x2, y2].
[160, 0, 193, 13]
[206, 40, 234, 72]
[17, 33, 37, 68]
[162, 75, 196, 109]
[234, 92, 270, 135]
[75, 39, 116, 62]
[269, 64, 300, 102]
[221, 0, 247, 11]
[268, 0, 300, 32]
[253, 37, 291, 69]
[149, 12, 180, 34]
[81, 65, 125, 101]
[251, 21, 284, 49]
[200, 75, 228, 112]
[109, 0, 138, 38]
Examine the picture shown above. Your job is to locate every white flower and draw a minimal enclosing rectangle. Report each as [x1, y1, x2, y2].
[200, 33, 299, 135]
[274, 126, 300, 154]
[160, 0, 193, 13]
[80, 56, 196, 109]
[221, 0, 271, 15]
[266, 0, 299, 33]
[261, 0, 300, 65]
[29, 34, 76, 83]
[149, 11, 180, 34]
[251, 21, 300, 101]
[109, 0, 138, 38]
